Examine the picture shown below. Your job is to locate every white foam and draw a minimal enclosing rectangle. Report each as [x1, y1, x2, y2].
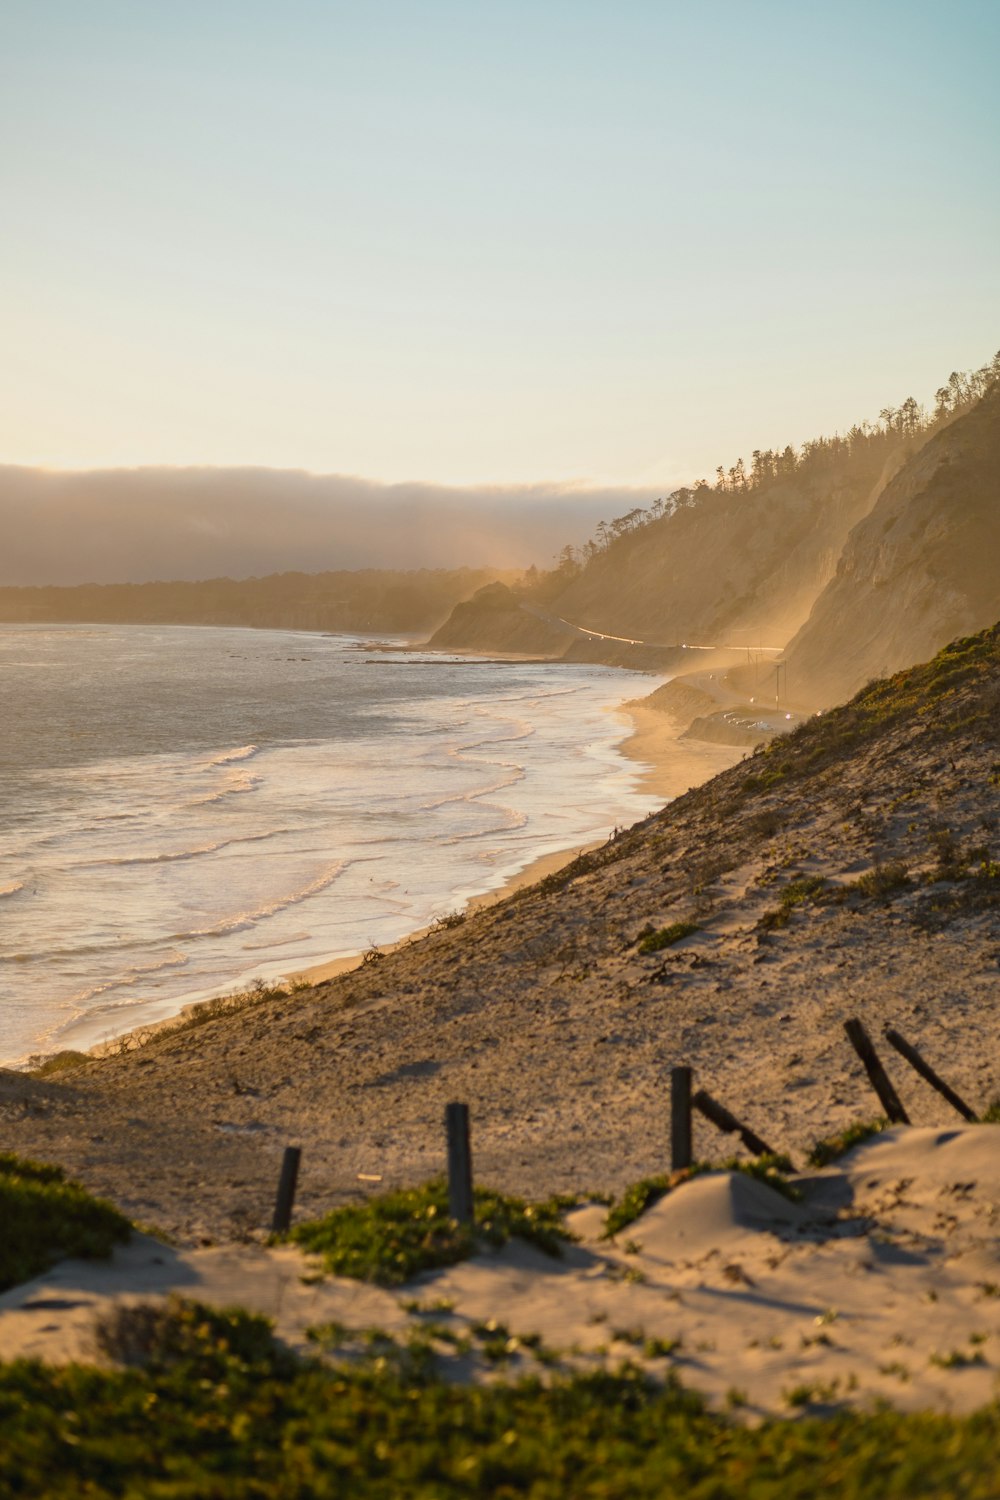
[0, 626, 661, 1061]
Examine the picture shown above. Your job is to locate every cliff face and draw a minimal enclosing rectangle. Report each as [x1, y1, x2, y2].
[426, 433, 925, 660]
[782, 386, 1000, 706]
[546, 460, 890, 648]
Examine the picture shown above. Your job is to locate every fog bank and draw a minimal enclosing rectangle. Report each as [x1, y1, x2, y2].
[0, 466, 662, 585]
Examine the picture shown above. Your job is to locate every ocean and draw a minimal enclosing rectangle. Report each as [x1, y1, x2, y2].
[0, 624, 660, 1063]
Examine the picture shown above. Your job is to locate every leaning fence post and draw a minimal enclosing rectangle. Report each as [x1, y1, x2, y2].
[445, 1102, 474, 1226]
[692, 1089, 779, 1158]
[843, 1018, 910, 1124]
[271, 1145, 302, 1233]
[884, 1027, 978, 1122]
[671, 1066, 693, 1171]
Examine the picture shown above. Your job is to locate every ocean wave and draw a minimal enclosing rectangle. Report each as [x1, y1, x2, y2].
[204, 744, 259, 767]
[419, 766, 524, 812]
[186, 771, 262, 807]
[171, 860, 353, 941]
[66, 951, 191, 1006]
[74, 827, 291, 869]
[441, 805, 529, 843]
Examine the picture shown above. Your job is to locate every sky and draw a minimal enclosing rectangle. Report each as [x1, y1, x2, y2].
[1, 0, 998, 489]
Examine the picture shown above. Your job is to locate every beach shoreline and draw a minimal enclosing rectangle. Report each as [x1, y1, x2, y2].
[79, 686, 740, 1058]
[288, 841, 605, 988]
[231, 689, 746, 995]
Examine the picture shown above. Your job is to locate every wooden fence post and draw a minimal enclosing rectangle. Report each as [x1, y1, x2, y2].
[671, 1066, 693, 1171]
[692, 1089, 778, 1158]
[271, 1145, 301, 1233]
[884, 1028, 978, 1122]
[445, 1102, 474, 1226]
[843, 1018, 909, 1124]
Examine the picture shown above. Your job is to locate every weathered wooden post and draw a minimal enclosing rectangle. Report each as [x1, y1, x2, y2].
[271, 1145, 301, 1233]
[843, 1018, 909, 1124]
[884, 1027, 978, 1121]
[671, 1066, 693, 1171]
[445, 1102, 474, 1226]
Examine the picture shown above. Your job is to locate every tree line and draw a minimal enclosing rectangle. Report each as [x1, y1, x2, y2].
[544, 350, 1000, 582]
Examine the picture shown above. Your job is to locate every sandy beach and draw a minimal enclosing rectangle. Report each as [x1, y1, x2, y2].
[3, 637, 998, 1424]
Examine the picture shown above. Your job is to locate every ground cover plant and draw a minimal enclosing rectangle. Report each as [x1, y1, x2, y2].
[758, 875, 827, 930]
[3, 1300, 1000, 1497]
[807, 1120, 890, 1168]
[636, 920, 700, 953]
[740, 626, 1000, 796]
[0, 1153, 131, 1292]
[287, 1179, 573, 1284]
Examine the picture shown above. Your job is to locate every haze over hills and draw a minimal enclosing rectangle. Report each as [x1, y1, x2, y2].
[429, 355, 1000, 706]
[0, 568, 519, 636]
[781, 381, 1000, 704]
[4, 353, 996, 700]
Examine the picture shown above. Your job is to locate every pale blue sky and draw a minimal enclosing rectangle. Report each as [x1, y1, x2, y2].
[2, 1, 998, 486]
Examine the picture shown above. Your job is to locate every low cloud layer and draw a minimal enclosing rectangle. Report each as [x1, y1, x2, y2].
[0, 466, 664, 585]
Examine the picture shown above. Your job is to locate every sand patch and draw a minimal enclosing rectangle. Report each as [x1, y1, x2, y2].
[5, 1129, 1000, 1419]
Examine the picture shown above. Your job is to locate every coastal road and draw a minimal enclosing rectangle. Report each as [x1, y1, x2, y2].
[519, 601, 784, 656]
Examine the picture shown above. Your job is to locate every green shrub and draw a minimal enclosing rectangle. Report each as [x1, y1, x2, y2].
[287, 1179, 572, 1285]
[854, 862, 911, 899]
[93, 1295, 294, 1377]
[807, 1119, 889, 1167]
[637, 920, 700, 953]
[6, 1308, 1000, 1497]
[25, 1050, 91, 1077]
[759, 875, 827, 930]
[0, 1153, 131, 1291]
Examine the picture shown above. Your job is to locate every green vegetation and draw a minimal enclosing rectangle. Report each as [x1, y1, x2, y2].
[759, 875, 826, 930]
[807, 1119, 890, 1168]
[741, 626, 1000, 796]
[5, 1300, 1000, 1497]
[979, 1099, 1000, 1124]
[929, 1349, 986, 1371]
[637, 920, 700, 953]
[544, 354, 999, 582]
[604, 1156, 798, 1237]
[142, 977, 290, 1046]
[287, 1179, 572, 1285]
[853, 862, 911, 900]
[25, 1049, 91, 1077]
[0, 1153, 131, 1292]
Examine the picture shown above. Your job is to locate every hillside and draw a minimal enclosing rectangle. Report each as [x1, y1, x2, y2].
[0, 567, 518, 635]
[429, 452, 892, 657]
[780, 383, 1000, 705]
[428, 359, 1000, 693]
[3, 624, 998, 1242]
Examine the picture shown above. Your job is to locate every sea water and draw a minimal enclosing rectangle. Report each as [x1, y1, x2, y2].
[0, 624, 660, 1063]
